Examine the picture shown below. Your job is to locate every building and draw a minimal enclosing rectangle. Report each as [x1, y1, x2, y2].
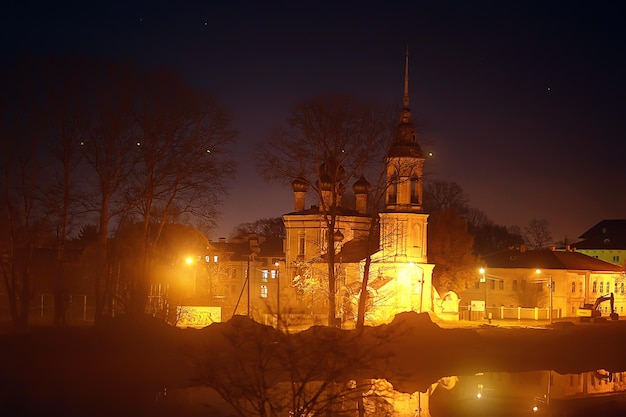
[203, 233, 285, 325]
[280, 51, 453, 327]
[572, 219, 626, 267]
[459, 247, 625, 320]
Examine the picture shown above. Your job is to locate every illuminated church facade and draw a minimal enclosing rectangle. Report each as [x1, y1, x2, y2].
[280, 52, 456, 325]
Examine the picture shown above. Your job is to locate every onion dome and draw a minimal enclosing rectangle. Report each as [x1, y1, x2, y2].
[291, 177, 310, 192]
[352, 175, 371, 194]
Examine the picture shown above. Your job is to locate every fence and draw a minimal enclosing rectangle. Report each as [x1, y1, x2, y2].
[460, 305, 561, 321]
[0, 293, 95, 326]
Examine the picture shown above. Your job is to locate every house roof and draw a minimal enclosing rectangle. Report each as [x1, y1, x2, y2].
[572, 219, 626, 250]
[209, 236, 284, 262]
[482, 249, 624, 272]
[578, 219, 626, 239]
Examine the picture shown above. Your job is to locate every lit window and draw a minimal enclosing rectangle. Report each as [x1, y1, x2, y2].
[262, 270, 268, 282]
[260, 285, 268, 298]
[271, 270, 277, 279]
[213, 255, 218, 263]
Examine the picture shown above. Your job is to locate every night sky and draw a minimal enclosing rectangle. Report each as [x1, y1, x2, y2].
[3, 1, 625, 242]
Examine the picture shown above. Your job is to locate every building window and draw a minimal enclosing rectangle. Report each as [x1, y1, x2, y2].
[213, 255, 219, 263]
[261, 270, 268, 282]
[616, 283, 619, 293]
[490, 280, 495, 290]
[579, 282, 583, 293]
[621, 283, 624, 294]
[614, 255, 620, 263]
[410, 174, 420, 204]
[571, 282, 576, 293]
[593, 281, 597, 292]
[512, 280, 518, 291]
[271, 270, 277, 279]
[298, 233, 305, 257]
[260, 285, 268, 298]
[499, 280, 504, 290]
[600, 282, 604, 293]
[388, 173, 398, 204]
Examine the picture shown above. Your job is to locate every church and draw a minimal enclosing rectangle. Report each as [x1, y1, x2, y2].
[280, 52, 457, 326]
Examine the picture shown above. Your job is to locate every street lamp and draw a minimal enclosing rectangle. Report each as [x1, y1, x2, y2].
[479, 268, 488, 320]
[274, 261, 280, 325]
[479, 267, 504, 321]
[535, 269, 553, 324]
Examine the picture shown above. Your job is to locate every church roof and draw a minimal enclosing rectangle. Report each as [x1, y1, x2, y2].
[283, 205, 369, 217]
[482, 249, 624, 272]
[386, 48, 424, 159]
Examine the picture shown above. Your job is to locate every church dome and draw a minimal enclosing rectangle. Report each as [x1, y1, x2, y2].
[352, 175, 371, 194]
[291, 177, 310, 192]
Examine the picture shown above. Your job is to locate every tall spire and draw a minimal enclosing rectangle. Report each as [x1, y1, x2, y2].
[403, 46, 410, 109]
[399, 46, 413, 127]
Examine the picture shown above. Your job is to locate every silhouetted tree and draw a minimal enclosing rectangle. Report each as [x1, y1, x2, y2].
[427, 208, 478, 292]
[472, 223, 525, 256]
[423, 180, 470, 215]
[523, 218, 553, 250]
[231, 217, 286, 239]
[125, 67, 236, 315]
[0, 56, 50, 329]
[257, 94, 388, 327]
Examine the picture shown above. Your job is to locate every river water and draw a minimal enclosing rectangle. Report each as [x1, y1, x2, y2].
[155, 369, 626, 417]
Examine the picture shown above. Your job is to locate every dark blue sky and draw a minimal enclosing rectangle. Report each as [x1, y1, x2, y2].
[3, 1, 625, 242]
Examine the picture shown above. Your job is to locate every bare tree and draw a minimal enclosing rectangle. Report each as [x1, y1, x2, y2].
[40, 56, 90, 326]
[422, 180, 470, 215]
[0, 57, 49, 329]
[80, 59, 139, 322]
[126, 68, 236, 316]
[257, 94, 388, 327]
[427, 208, 478, 292]
[231, 217, 286, 240]
[523, 218, 553, 250]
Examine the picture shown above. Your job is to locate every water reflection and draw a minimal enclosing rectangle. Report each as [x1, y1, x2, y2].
[161, 370, 626, 416]
[429, 370, 626, 417]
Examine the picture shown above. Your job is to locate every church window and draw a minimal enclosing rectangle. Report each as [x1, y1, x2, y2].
[410, 175, 420, 204]
[388, 173, 398, 204]
[298, 233, 305, 257]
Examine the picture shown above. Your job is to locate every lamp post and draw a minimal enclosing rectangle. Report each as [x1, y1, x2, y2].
[479, 268, 504, 321]
[274, 261, 280, 326]
[535, 269, 553, 324]
[479, 268, 487, 320]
